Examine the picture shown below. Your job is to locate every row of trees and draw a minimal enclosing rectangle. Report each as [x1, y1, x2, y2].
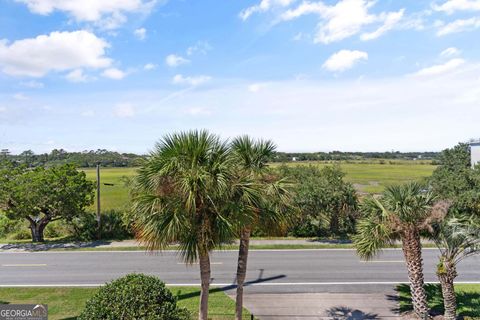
[130, 134, 479, 320]
[354, 142, 480, 319]
[3, 149, 143, 167]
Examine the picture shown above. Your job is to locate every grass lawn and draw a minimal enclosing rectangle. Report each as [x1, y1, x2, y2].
[396, 283, 480, 318]
[82, 162, 436, 210]
[82, 167, 137, 211]
[0, 287, 251, 320]
[273, 161, 436, 194]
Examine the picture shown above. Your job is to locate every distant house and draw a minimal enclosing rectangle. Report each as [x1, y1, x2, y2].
[292, 157, 297, 162]
[471, 141, 480, 168]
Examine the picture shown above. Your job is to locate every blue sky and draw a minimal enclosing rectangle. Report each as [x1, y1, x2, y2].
[0, 0, 480, 153]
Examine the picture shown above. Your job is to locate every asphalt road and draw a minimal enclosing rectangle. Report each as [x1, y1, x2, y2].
[0, 249, 478, 293]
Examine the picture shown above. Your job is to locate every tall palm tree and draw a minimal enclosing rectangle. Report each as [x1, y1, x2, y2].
[353, 182, 445, 319]
[231, 136, 292, 320]
[432, 217, 480, 320]
[131, 130, 242, 320]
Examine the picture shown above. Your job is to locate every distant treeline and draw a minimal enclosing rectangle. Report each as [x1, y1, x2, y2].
[1, 149, 440, 167]
[2, 149, 145, 168]
[271, 151, 440, 162]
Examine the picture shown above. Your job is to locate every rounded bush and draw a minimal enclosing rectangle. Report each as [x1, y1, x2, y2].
[79, 274, 191, 320]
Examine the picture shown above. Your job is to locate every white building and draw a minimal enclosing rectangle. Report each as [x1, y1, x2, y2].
[471, 141, 480, 168]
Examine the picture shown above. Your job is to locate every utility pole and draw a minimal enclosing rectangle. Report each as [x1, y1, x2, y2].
[96, 163, 101, 239]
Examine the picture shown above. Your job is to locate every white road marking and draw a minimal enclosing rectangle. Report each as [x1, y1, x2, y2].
[0, 248, 439, 254]
[360, 260, 404, 263]
[2, 264, 47, 267]
[177, 262, 223, 265]
[0, 281, 479, 288]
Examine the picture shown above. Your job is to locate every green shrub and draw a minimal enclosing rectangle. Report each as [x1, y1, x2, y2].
[79, 274, 190, 320]
[8, 228, 31, 240]
[0, 214, 24, 238]
[71, 210, 133, 241]
[44, 220, 70, 239]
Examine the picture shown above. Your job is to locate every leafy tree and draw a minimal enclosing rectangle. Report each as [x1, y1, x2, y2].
[278, 165, 358, 237]
[0, 164, 94, 242]
[131, 130, 254, 320]
[431, 217, 480, 320]
[231, 136, 293, 320]
[353, 182, 447, 319]
[430, 143, 480, 218]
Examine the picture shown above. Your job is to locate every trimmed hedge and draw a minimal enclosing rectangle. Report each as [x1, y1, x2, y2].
[79, 274, 191, 320]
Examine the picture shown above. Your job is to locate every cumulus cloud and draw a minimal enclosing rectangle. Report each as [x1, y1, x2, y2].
[360, 9, 405, 41]
[436, 17, 480, 35]
[165, 54, 190, 67]
[280, 0, 404, 44]
[102, 68, 127, 80]
[15, 0, 157, 29]
[172, 74, 211, 86]
[322, 50, 368, 72]
[413, 58, 465, 77]
[239, 0, 295, 20]
[134, 28, 147, 40]
[248, 83, 269, 92]
[143, 63, 157, 70]
[66, 69, 88, 82]
[440, 47, 461, 57]
[433, 0, 480, 14]
[186, 41, 212, 56]
[0, 30, 111, 77]
[113, 103, 135, 117]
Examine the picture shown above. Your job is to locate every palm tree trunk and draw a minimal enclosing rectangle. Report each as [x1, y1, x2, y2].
[198, 251, 211, 320]
[235, 226, 251, 320]
[437, 260, 458, 320]
[401, 228, 429, 319]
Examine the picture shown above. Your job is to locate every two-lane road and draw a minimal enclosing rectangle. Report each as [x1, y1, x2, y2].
[0, 249, 479, 293]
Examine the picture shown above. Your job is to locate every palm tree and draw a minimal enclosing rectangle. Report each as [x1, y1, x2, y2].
[131, 130, 241, 320]
[432, 217, 480, 320]
[353, 182, 446, 319]
[231, 136, 292, 320]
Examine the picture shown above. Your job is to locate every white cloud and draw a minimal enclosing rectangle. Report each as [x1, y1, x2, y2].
[66, 69, 88, 82]
[143, 63, 157, 70]
[113, 103, 135, 117]
[433, 0, 480, 14]
[440, 47, 461, 57]
[134, 28, 147, 40]
[165, 54, 190, 67]
[186, 41, 212, 56]
[16, 0, 157, 29]
[13, 93, 28, 100]
[436, 17, 480, 35]
[413, 58, 465, 77]
[0, 30, 111, 77]
[322, 50, 368, 72]
[248, 83, 269, 92]
[102, 68, 127, 80]
[20, 80, 44, 88]
[239, 0, 295, 20]
[280, 0, 404, 44]
[360, 9, 404, 41]
[172, 74, 211, 86]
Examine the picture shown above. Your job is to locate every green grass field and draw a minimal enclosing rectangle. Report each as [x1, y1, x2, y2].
[83, 167, 137, 211]
[274, 160, 436, 194]
[0, 287, 250, 320]
[397, 283, 480, 318]
[84, 161, 436, 210]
